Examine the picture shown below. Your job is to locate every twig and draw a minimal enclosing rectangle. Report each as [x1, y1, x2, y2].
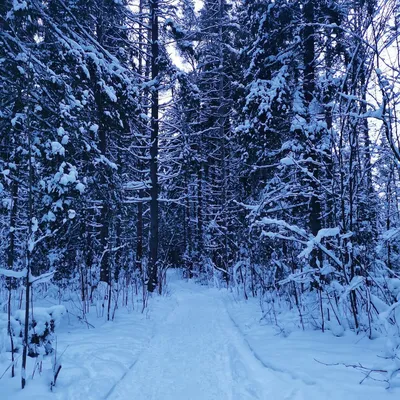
[0, 354, 22, 380]
[50, 365, 62, 391]
[314, 358, 396, 386]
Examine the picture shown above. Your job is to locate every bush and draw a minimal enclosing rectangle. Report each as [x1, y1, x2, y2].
[9, 305, 66, 357]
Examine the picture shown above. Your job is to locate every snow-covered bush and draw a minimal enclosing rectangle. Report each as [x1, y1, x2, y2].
[0, 313, 20, 355]
[9, 305, 66, 357]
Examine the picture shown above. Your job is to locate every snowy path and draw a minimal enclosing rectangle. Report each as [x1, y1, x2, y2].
[3, 273, 398, 399]
[108, 280, 280, 400]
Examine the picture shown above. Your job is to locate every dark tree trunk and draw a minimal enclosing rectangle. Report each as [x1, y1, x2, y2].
[136, 0, 145, 275]
[7, 178, 18, 377]
[95, 12, 110, 284]
[197, 166, 204, 256]
[98, 111, 110, 284]
[147, 0, 159, 292]
[303, 0, 322, 272]
[303, 0, 321, 236]
[22, 107, 34, 389]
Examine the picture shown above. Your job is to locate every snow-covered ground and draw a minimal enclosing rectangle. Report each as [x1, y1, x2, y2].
[2, 271, 398, 399]
[226, 298, 399, 399]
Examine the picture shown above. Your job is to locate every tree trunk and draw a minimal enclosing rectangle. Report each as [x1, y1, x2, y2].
[96, 10, 110, 284]
[22, 109, 34, 389]
[136, 0, 146, 275]
[7, 178, 18, 377]
[303, 0, 322, 266]
[147, 0, 159, 292]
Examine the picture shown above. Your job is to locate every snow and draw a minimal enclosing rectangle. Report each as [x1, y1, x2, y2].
[382, 228, 400, 241]
[280, 156, 294, 166]
[103, 84, 117, 102]
[11, 113, 25, 127]
[0, 267, 26, 278]
[227, 296, 398, 398]
[43, 211, 56, 223]
[13, 0, 27, 11]
[1, 294, 174, 400]
[13, 306, 66, 338]
[259, 218, 343, 268]
[297, 226, 337, 255]
[107, 280, 273, 400]
[51, 142, 65, 156]
[67, 209, 76, 219]
[95, 155, 118, 170]
[388, 279, 400, 298]
[75, 182, 85, 194]
[1, 271, 398, 399]
[89, 124, 99, 134]
[30, 271, 56, 285]
[1, 305, 67, 359]
[59, 167, 78, 186]
[31, 217, 39, 232]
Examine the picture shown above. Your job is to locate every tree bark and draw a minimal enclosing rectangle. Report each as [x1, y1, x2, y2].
[22, 106, 34, 389]
[303, 0, 322, 271]
[147, 0, 159, 292]
[136, 0, 145, 275]
[7, 178, 18, 378]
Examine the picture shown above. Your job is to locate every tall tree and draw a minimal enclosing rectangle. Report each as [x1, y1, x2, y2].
[147, 0, 160, 292]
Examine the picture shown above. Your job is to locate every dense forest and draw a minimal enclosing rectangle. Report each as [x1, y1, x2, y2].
[1, 0, 400, 393]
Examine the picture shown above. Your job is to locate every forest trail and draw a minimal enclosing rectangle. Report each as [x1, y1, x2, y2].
[107, 274, 295, 400]
[4, 272, 396, 400]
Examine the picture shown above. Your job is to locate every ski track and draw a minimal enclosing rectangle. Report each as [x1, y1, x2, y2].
[225, 307, 316, 387]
